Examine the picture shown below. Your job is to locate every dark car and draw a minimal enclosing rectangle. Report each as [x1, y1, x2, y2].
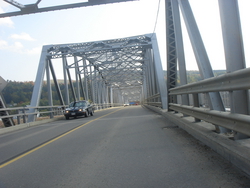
[64, 100, 94, 120]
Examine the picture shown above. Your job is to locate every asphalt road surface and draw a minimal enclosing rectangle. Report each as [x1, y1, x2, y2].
[0, 106, 250, 188]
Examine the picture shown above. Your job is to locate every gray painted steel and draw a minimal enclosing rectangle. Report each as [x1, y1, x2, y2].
[1, 0, 137, 18]
[28, 34, 167, 121]
[151, 34, 168, 109]
[171, 0, 189, 106]
[169, 68, 250, 95]
[166, 0, 177, 106]
[0, 94, 15, 127]
[28, 46, 50, 122]
[218, 0, 249, 139]
[178, 0, 224, 111]
[177, 0, 228, 133]
[0, 76, 7, 92]
[169, 103, 250, 137]
[2, 0, 247, 168]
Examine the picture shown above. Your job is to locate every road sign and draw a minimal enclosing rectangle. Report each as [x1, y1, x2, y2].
[0, 76, 7, 92]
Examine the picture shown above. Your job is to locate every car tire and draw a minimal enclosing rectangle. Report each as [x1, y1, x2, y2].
[65, 116, 69, 120]
[85, 111, 88, 117]
[90, 111, 93, 116]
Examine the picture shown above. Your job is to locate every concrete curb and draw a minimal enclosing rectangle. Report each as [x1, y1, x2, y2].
[144, 105, 250, 177]
[0, 107, 121, 135]
[0, 116, 65, 135]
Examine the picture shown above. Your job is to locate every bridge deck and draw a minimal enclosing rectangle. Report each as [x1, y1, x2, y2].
[0, 106, 249, 187]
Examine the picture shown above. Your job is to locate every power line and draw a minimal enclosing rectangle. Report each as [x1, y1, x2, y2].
[151, 0, 161, 38]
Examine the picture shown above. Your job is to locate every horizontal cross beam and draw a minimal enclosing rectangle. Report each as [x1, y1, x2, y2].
[0, 0, 137, 18]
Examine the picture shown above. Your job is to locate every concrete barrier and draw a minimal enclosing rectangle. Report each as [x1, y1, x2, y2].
[0, 116, 65, 135]
[144, 105, 250, 177]
[0, 107, 119, 135]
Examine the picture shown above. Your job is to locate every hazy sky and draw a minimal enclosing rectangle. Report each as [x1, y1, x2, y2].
[0, 0, 249, 81]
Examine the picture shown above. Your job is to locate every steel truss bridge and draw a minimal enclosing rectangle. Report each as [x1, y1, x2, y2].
[27, 33, 167, 123]
[0, 0, 250, 174]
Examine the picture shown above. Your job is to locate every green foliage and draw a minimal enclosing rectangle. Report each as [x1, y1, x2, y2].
[1, 80, 74, 107]
[186, 71, 202, 84]
[176, 70, 226, 85]
[2, 81, 34, 107]
[2, 70, 226, 107]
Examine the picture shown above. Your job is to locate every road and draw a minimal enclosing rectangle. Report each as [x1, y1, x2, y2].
[0, 106, 249, 187]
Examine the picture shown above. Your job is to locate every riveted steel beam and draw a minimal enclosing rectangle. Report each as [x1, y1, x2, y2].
[1, 0, 137, 18]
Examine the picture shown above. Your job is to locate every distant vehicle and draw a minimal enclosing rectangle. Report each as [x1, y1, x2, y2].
[64, 100, 94, 120]
[123, 103, 129, 107]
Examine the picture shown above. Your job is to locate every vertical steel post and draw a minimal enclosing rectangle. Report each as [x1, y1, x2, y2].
[148, 49, 156, 98]
[74, 56, 80, 101]
[103, 82, 106, 107]
[171, 0, 189, 105]
[94, 66, 97, 104]
[142, 69, 147, 104]
[144, 51, 151, 102]
[46, 59, 53, 119]
[48, 59, 65, 106]
[166, 0, 177, 107]
[28, 45, 50, 122]
[151, 33, 168, 109]
[145, 49, 153, 101]
[178, 0, 227, 133]
[91, 67, 96, 103]
[82, 58, 85, 99]
[110, 87, 113, 106]
[65, 59, 76, 102]
[62, 56, 69, 105]
[0, 93, 15, 127]
[218, 0, 249, 139]
[83, 58, 88, 100]
[97, 77, 101, 108]
[89, 63, 93, 102]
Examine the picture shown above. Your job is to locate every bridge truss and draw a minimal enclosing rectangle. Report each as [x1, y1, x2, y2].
[28, 34, 167, 122]
[0, 0, 137, 18]
[165, 0, 250, 139]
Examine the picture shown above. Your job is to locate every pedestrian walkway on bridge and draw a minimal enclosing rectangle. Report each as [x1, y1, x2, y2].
[0, 106, 249, 187]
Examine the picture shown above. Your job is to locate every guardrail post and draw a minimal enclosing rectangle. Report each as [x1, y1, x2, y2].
[17, 110, 21, 124]
[192, 93, 200, 122]
[218, 0, 249, 139]
[49, 107, 53, 119]
[22, 108, 26, 123]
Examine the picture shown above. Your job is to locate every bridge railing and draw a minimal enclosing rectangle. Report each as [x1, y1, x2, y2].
[168, 68, 250, 137]
[93, 103, 123, 110]
[144, 93, 162, 108]
[0, 105, 66, 125]
[0, 103, 124, 127]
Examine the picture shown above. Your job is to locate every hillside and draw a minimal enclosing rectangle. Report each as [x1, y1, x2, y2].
[1, 70, 226, 107]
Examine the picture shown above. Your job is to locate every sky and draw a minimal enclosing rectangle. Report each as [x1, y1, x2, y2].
[0, 0, 249, 81]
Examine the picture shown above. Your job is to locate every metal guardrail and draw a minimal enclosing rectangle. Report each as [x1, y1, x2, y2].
[0, 106, 66, 118]
[145, 102, 162, 108]
[0, 103, 123, 126]
[0, 106, 66, 125]
[170, 103, 250, 137]
[93, 103, 123, 110]
[169, 68, 250, 95]
[144, 93, 162, 108]
[168, 68, 250, 136]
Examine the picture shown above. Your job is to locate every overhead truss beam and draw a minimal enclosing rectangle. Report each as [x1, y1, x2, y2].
[28, 34, 167, 122]
[1, 0, 137, 18]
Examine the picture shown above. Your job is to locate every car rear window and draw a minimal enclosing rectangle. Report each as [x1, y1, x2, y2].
[69, 102, 86, 107]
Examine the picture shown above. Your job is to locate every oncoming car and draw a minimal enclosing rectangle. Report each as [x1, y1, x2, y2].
[64, 100, 94, 120]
